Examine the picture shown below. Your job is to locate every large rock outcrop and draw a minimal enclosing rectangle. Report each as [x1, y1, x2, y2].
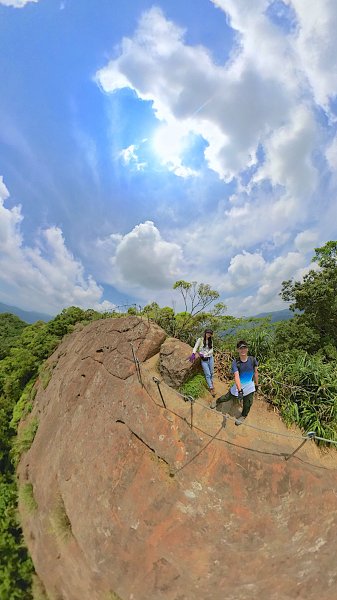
[18, 316, 337, 600]
[159, 337, 200, 388]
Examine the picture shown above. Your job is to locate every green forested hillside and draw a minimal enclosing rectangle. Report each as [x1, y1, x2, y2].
[0, 303, 52, 325]
[0, 314, 28, 361]
[0, 307, 109, 599]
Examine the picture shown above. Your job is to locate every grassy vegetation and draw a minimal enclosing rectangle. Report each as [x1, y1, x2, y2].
[19, 483, 38, 514]
[180, 373, 208, 399]
[10, 380, 37, 430]
[260, 351, 337, 443]
[11, 417, 39, 468]
[38, 364, 53, 390]
[31, 575, 49, 600]
[106, 592, 123, 600]
[49, 495, 72, 542]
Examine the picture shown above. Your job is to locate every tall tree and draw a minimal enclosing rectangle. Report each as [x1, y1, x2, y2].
[173, 281, 220, 316]
[281, 241, 337, 348]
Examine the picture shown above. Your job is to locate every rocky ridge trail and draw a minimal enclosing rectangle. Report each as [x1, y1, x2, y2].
[17, 317, 337, 600]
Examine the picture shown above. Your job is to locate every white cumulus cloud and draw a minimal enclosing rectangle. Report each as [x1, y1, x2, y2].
[96, 6, 297, 182]
[0, 177, 114, 314]
[288, 0, 337, 113]
[113, 221, 183, 291]
[0, 0, 38, 7]
[227, 251, 266, 290]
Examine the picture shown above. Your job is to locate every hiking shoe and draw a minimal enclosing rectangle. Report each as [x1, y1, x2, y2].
[210, 400, 217, 409]
[235, 416, 246, 426]
[210, 388, 216, 397]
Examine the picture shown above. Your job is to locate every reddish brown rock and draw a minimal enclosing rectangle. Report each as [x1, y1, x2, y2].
[17, 316, 337, 600]
[159, 337, 200, 388]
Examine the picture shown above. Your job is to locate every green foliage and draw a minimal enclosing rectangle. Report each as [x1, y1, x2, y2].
[173, 311, 202, 344]
[174, 281, 219, 327]
[19, 483, 38, 514]
[18, 322, 58, 363]
[173, 280, 220, 316]
[260, 351, 337, 442]
[11, 418, 39, 468]
[0, 348, 39, 404]
[220, 318, 275, 362]
[0, 306, 107, 598]
[142, 303, 176, 336]
[46, 306, 102, 337]
[0, 394, 16, 473]
[0, 476, 34, 599]
[281, 240, 337, 350]
[31, 575, 48, 600]
[274, 317, 321, 354]
[142, 287, 226, 346]
[10, 380, 36, 431]
[239, 326, 274, 362]
[106, 592, 123, 600]
[143, 304, 215, 345]
[0, 313, 27, 360]
[172, 280, 221, 342]
[38, 364, 53, 390]
[180, 374, 208, 399]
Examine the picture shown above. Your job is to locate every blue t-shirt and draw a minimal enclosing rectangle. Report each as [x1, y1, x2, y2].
[230, 356, 258, 396]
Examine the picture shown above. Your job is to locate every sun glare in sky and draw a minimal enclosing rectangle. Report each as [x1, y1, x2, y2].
[0, 0, 337, 317]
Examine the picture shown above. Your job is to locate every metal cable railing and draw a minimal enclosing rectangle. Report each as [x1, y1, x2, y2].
[128, 345, 337, 473]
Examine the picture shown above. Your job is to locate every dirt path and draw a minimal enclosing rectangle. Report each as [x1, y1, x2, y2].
[145, 354, 337, 471]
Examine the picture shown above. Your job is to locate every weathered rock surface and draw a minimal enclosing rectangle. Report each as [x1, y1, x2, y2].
[159, 337, 199, 388]
[18, 316, 337, 600]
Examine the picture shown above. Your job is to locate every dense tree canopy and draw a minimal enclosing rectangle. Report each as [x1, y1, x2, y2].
[0, 314, 27, 360]
[281, 241, 337, 352]
[0, 306, 107, 598]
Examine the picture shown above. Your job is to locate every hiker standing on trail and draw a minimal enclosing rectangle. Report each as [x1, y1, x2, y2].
[214, 340, 258, 425]
[189, 329, 216, 397]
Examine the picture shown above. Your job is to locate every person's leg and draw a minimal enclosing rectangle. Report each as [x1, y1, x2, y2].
[201, 360, 212, 389]
[211, 391, 232, 410]
[242, 392, 254, 417]
[216, 391, 233, 405]
[209, 356, 214, 386]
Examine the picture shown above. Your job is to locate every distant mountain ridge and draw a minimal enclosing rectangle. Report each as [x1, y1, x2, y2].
[253, 308, 293, 322]
[0, 302, 52, 324]
[0, 301, 292, 325]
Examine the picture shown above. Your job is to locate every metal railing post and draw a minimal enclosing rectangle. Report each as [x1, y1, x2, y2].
[285, 431, 316, 461]
[187, 395, 194, 429]
[130, 344, 143, 387]
[152, 377, 166, 409]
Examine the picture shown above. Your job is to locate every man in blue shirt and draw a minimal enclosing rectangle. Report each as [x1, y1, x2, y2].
[213, 340, 258, 425]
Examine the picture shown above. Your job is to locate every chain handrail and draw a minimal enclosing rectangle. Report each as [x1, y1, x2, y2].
[129, 345, 337, 475]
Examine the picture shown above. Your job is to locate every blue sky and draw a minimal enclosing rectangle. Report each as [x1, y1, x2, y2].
[1, 0, 337, 317]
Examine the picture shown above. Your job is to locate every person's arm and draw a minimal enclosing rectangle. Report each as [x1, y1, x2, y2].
[252, 357, 259, 391]
[193, 338, 201, 355]
[232, 360, 242, 392]
[254, 366, 258, 386]
[188, 338, 201, 361]
[234, 370, 242, 392]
